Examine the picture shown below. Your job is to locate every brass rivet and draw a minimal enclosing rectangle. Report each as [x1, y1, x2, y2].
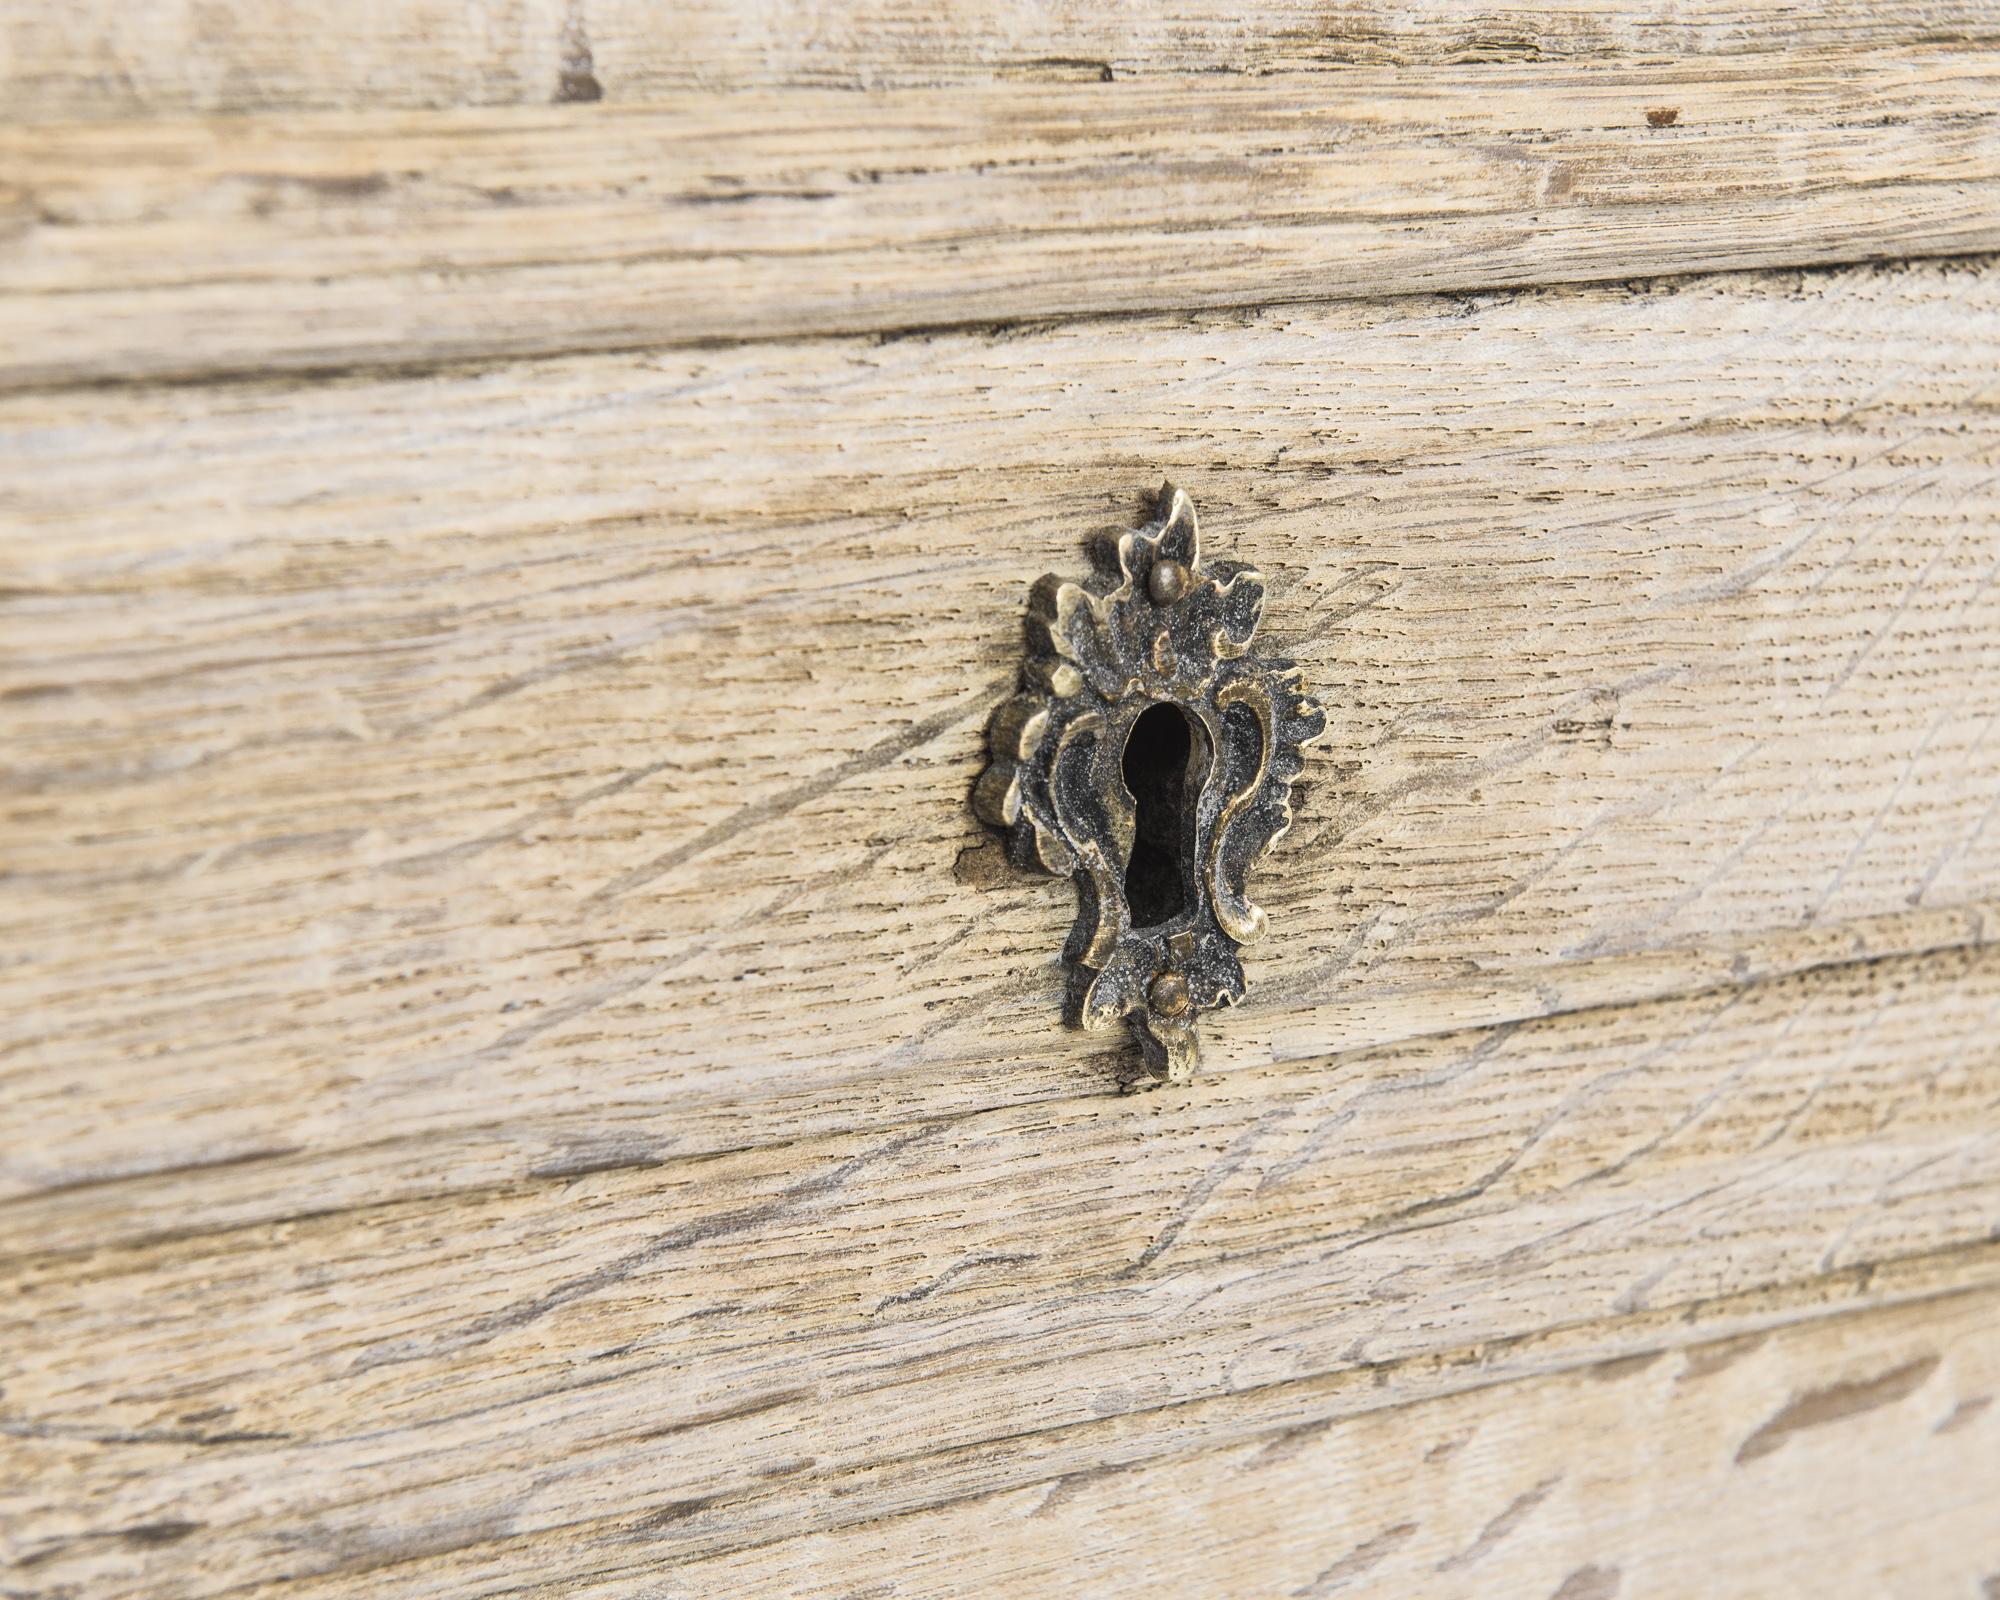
[1150, 971, 1191, 1017]
[1149, 559, 1189, 605]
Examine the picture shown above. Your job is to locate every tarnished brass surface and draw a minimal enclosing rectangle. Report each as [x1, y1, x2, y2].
[974, 484, 1325, 1088]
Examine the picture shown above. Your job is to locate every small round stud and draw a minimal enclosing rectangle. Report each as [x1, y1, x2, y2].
[1149, 559, 1189, 606]
[1150, 971, 1191, 1018]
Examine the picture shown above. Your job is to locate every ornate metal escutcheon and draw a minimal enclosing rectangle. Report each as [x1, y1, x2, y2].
[973, 484, 1325, 1089]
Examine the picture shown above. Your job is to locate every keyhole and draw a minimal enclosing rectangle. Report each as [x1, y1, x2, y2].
[1121, 703, 1201, 931]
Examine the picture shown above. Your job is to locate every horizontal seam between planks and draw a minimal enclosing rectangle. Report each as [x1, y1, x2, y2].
[1, 900, 1993, 1272]
[0, 244, 1994, 399]
[633, 1259, 2000, 1579]
[160, 1242, 2000, 1597]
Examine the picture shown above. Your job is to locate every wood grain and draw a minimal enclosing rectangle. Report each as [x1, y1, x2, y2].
[671, 1285, 2000, 1600]
[7, 257, 2000, 1250]
[5, 0, 1998, 118]
[7, 10, 2000, 1585]
[7, 941, 2000, 1595]
[4, 44, 2000, 387]
[11, 932, 2000, 1592]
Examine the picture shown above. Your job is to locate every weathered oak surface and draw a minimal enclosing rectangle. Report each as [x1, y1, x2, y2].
[6, 6, 2000, 1596]
[674, 1286, 2000, 1600]
[7, 946, 2000, 1594]
[5, 45, 2000, 387]
[8, 259, 2000, 1254]
[6, 0, 1999, 115]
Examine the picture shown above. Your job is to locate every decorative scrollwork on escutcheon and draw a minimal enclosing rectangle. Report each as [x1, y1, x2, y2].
[973, 483, 1325, 1089]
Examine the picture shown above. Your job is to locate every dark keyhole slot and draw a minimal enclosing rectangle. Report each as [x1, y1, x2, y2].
[1122, 703, 1196, 931]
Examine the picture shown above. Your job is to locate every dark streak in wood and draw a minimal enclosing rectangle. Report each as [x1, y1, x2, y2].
[1436, 1475, 1561, 1571]
[589, 675, 1008, 901]
[875, 1252, 1037, 1312]
[635, 1389, 813, 1441]
[1590, 1350, 1665, 1382]
[1552, 1564, 1622, 1600]
[1122, 1108, 1294, 1275]
[1934, 1394, 1992, 1434]
[1294, 1522, 1418, 1595]
[1679, 1332, 1768, 1382]
[1736, 1354, 1941, 1463]
[350, 1123, 945, 1371]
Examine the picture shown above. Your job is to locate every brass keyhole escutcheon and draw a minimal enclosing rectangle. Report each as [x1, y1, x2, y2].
[973, 484, 1325, 1089]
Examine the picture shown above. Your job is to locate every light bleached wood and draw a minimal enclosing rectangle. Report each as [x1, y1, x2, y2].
[6, 943, 2000, 1595]
[2, 898, 1992, 1267]
[607, 0, 2000, 90]
[4, 45, 2000, 387]
[0, 0, 574, 123]
[671, 1285, 2000, 1600]
[7, 258, 2000, 1251]
[6, 10, 1999, 1595]
[4, 1, 1997, 119]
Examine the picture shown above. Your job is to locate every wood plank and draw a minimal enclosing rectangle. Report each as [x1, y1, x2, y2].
[7, 257, 2000, 1242]
[668, 1286, 2000, 1600]
[1, 0, 574, 124]
[6, 942, 2000, 1595]
[4, 1, 1996, 119]
[598, 0, 2000, 90]
[4, 45, 2000, 386]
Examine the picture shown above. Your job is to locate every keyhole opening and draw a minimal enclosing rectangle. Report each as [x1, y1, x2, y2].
[1122, 703, 1200, 931]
